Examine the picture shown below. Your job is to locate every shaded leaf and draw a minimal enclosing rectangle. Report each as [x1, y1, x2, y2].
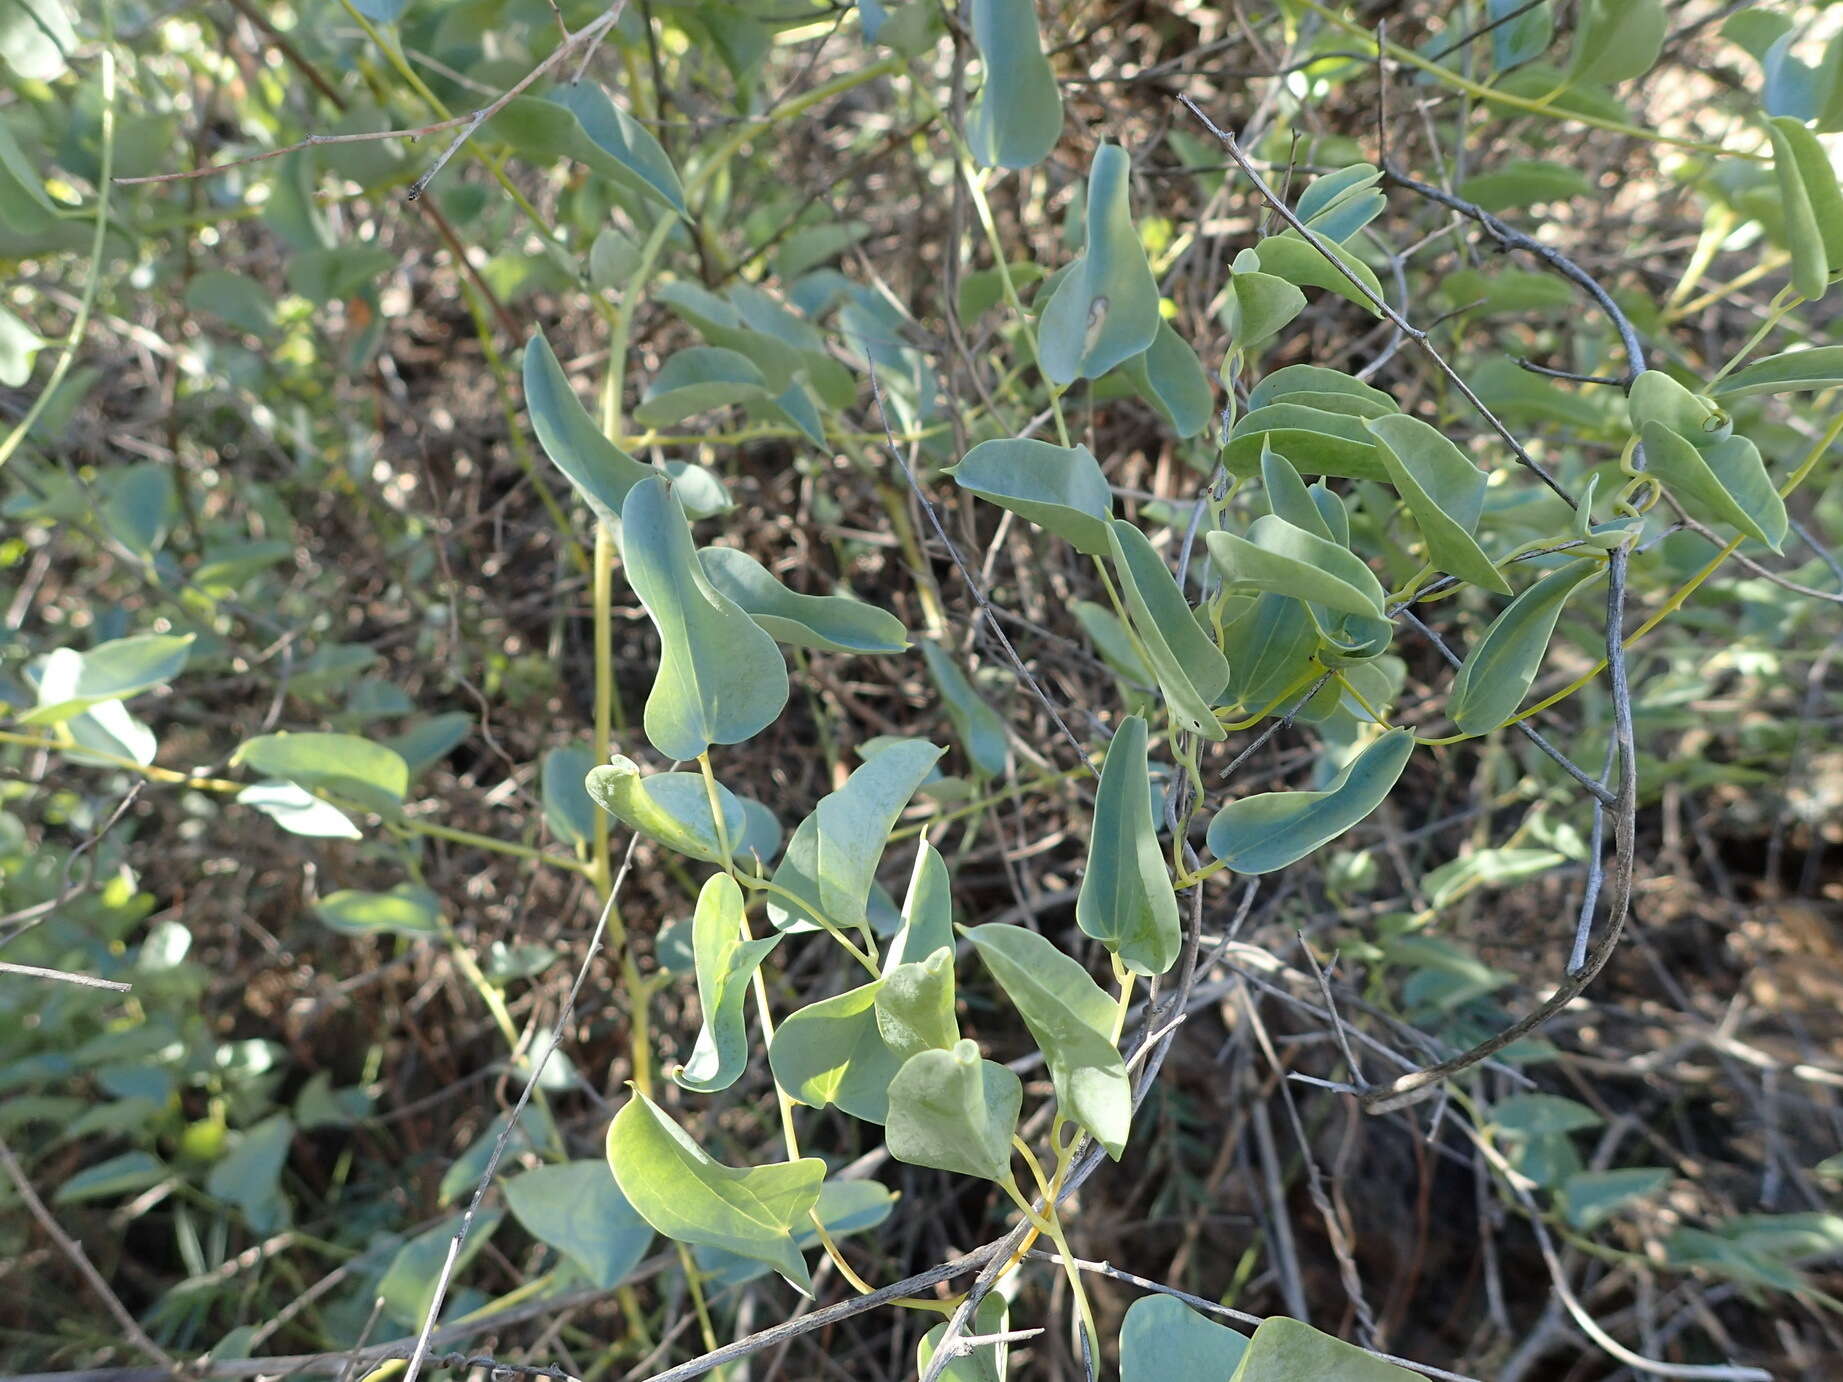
[1107, 518, 1230, 740]
[1448, 561, 1602, 734]
[948, 437, 1114, 556]
[1641, 424, 1786, 552]
[677, 875, 780, 1093]
[919, 640, 1008, 777]
[1366, 414, 1511, 594]
[1120, 318, 1214, 438]
[1567, 0, 1664, 86]
[1561, 1167, 1671, 1232]
[1232, 1316, 1415, 1380]
[1767, 117, 1830, 302]
[919, 1293, 1010, 1382]
[886, 1039, 1021, 1182]
[503, 1161, 653, 1288]
[1206, 515, 1385, 620]
[635, 346, 771, 427]
[542, 746, 597, 849]
[1120, 1293, 1248, 1381]
[1712, 346, 1843, 398]
[314, 884, 443, 938]
[966, 0, 1062, 168]
[1038, 143, 1161, 384]
[377, 1210, 503, 1327]
[1206, 729, 1415, 874]
[523, 331, 652, 529]
[1077, 715, 1180, 976]
[699, 546, 909, 655]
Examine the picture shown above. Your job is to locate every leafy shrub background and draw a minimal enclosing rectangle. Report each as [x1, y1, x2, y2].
[3, 1, 1843, 1379]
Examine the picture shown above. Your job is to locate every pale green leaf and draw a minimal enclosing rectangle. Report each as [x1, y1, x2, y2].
[205, 1115, 293, 1231]
[542, 746, 597, 849]
[584, 756, 750, 866]
[919, 641, 1008, 777]
[1120, 1294, 1248, 1381]
[24, 634, 193, 725]
[1248, 364, 1395, 419]
[234, 732, 408, 815]
[875, 949, 958, 1061]
[1207, 514, 1385, 620]
[377, 1210, 504, 1327]
[1223, 267, 1306, 354]
[1567, 0, 1665, 86]
[1641, 424, 1787, 552]
[1038, 143, 1161, 384]
[699, 547, 909, 655]
[1366, 413, 1511, 594]
[1247, 235, 1385, 316]
[635, 346, 771, 427]
[677, 875, 780, 1093]
[314, 884, 443, 938]
[503, 1161, 653, 1288]
[886, 1039, 1021, 1182]
[1229, 1316, 1415, 1380]
[1077, 715, 1180, 976]
[966, 0, 1062, 169]
[1561, 1167, 1671, 1231]
[768, 978, 902, 1123]
[1120, 318, 1214, 438]
[523, 331, 652, 528]
[1107, 518, 1230, 740]
[888, 839, 956, 967]
[918, 1293, 1010, 1381]
[1456, 159, 1591, 212]
[1711, 346, 1843, 398]
[1768, 118, 1830, 301]
[947, 437, 1115, 556]
[1223, 403, 1389, 484]
[1448, 561, 1602, 734]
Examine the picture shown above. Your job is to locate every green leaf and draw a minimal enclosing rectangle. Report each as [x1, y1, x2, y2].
[635, 346, 771, 427]
[1296, 163, 1385, 242]
[206, 1114, 291, 1230]
[1448, 561, 1602, 734]
[234, 732, 408, 815]
[1711, 345, 1843, 398]
[1366, 414, 1511, 594]
[1259, 446, 1333, 540]
[0, 0, 76, 81]
[1248, 364, 1395, 419]
[493, 86, 685, 216]
[875, 949, 958, 1061]
[1560, 1167, 1671, 1232]
[314, 884, 444, 938]
[769, 739, 945, 933]
[1776, 116, 1843, 271]
[1488, 0, 1552, 71]
[919, 640, 1009, 777]
[677, 875, 780, 1093]
[184, 270, 276, 336]
[1767, 118, 1830, 302]
[966, 0, 1062, 169]
[918, 1293, 1011, 1382]
[377, 1210, 504, 1327]
[54, 1151, 168, 1204]
[964, 922, 1132, 1158]
[101, 463, 176, 556]
[1247, 235, 1385, 317]
[542, 746, 597, 849]
[1078, 715, 1180, 976]
[584, 756, 750, 866]
[1073, 597, 1155, 688]
[1220, 593, 1321, 718]
[0, 302, 44, 386]
[1120, 318, 1214, 438]
[1641, 424, 1787, 552]
[503, 1161, 653, 1289]
[1224, 264, 1307, 354]
[947, 437, 1115, 556]
[621, 474, 789, 761]
[1223, 404, 1389, 484]
[889, 839, 956, 966]
[1627, 368, 1727, 441]
[655, 280, 855, 407]
[1455, 159, 1591, 212]
[1422, 848, 1565, 909]
[698, 546, 909, 655]
[769, 978, 902, 1123]
[1120, 1294, 1248, 1381]
[440, 1104, 556, 1203]
[1207, 515, 1385, 621]
[1206, 729, 1415, 874]
[1567, 0, 1664, 87]
[1038, 143, 1161, 384]
[1107, 518, 1230, 740]
[237, 782, 360, 839]
[886, 1039, 1022, 1182]
[1229, 1316, 1415, 1380]
[23, 634, 193, 725]
[606, 1089, 824, 1294]
[1491, 1092, 1603, 1137]
[523, 331, 652, 529]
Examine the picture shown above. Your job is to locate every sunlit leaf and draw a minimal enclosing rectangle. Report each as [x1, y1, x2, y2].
[875, 949, 958, 1062]
[1223, 403, 1389, 483]
[1206, 729, 1415, 874]
[1038, 143, 1161, 384]
[542, 745, 597, 849]
[1643, 425, 1787, 552]
[233, 732, 408, 815]
[947, 437, 1115, 555]
[1206, 515, 1386, 620]
[1232, 1316, 1415, 1379]
[1767, 117, 1831, 302]
[1120, 319, 1214, 438]
[1107, 518, 1230, 740]
[584, 756, 750, 866]
[1448, 561, 1602, 734]
[886, 1039, 1021, 1181]
[1567, 0, 1664, 86]
[889, 839, 956, 967]
[523, 331, 653, 529]
[699, 547, 909, 655]
[676, 875, 779, 1093]
[1711, 345, 1843, 398]
[1247, 235, 1385, 316]
[1223, 262, 1307, 354]
[1366, 413, 1511, 594]
[769, 977, 901, 1123]
[1248, 364, 1395, 419]
[24, 634, 193, 725]
[1078, 715, 1180, 976]
[314, 884, 443, 938]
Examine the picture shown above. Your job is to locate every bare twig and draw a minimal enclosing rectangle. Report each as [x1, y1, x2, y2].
[0, 961, 132, 991]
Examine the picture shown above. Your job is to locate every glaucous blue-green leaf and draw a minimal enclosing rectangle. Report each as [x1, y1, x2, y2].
[1206, 515, 1385, 620]
[886, 1039, 1022, 1182]
[1643, 425, 1786, 552]
[1247, 235, 1385, 316]
[1232, 1316, 1415, 1380]
[622, 475, 789, 760]
[233, 732, 408, 815]
[768, 739, 944, 933]
[53, 1151, 168, 1204]
[1073, 598, 1154, 689]
[294, 1071, 371, 1129]
[584, 757, 750, 865]
[1294, 163, 1384, 242]
[377, 1209, 504, 1327]
[1767, 118, 1830, 302]
[1120, 1293, 1248, 1381]
[503, 1161, 653, 1289]
[496, 83, 685, 216]
[889, 838, 955, 966]
[1221, 594, 1321, 718]
[963, 922, 1132, 1157]
[768, 978, 900, 1124]
[1223, 263, 1306, 354]
[23, 634, 192, 725]
[1223, 404, 1388, 483]
[918, 1292, 1010, 1382]
[184, 270, 275, 336]
[1120, 319, 1214, 438]
[541, 745, 597, 849]
[654, 280, 856, 407]
[523, 331, 652, 528]
[678, 875, 779, 1093]
[1248, 364, 1395, 419]
[1206, 729, 1415, 874]
[1772, 116, 1843, 276]
[1077, 715, 1179, 977]
[874, 948, 957, 1062]
[1488, 0, 1551, 70]
[1260, 447, 1333, 540]
[966, 0, 1061, 169]
[101, 463, 175, 556]
[439, 1105, 556, 1204]
[606, 1089, 824, 1294]
[635, 347, 772, 427]
[1107, 518, 1230, 741]
[761, 376, 827, 448]
[1448, 561, 1602, 734]
[313, 884, 444, 938]
[0, 0, 76, 81]
[697, 546, 908, 655]
[1711, 345, 1843, 398]
[206, 1114, 293, 1232]
[1567, 0, 1664, 86]
[947, 437, 1114, 555]
[1366, 414, 1512, 594]
[1456, 159, 1591, 213]
[1422, 847, 1565, 909]
[1560, 1167, 1671, 1232]
[919, 641, 1008, 776]
[1038, 143, 1161, 384]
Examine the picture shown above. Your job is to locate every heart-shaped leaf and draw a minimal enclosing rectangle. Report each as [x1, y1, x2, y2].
[1248, 364, 1395, 418]
[1247, 234, 1385, 316]
[502, 1161, 653, 1289]
[1107, 518, 1230, 740]
[948, 437, 1114, 555]
[1366, 413, 1512, 594]
[1206, 515, 1386, 620]
[963, 922, 1132, 1157]
[698, 547, 909, 655]
[584, 756, 751, 865]
[677, 875, 780, 1093]
[1448, 561, 1602, 734]
[875, 949, 958, 1061]
[768, 978, 901, 1123]
[1259, 446, 1334, 539]
[966, 0, 1062, 168]
[1077, 715, 1180, 976]
[886, 1039, 1022, 1182]
[1221, 593, 1322, 718]
[1641, 426, 1786, 553]
[1206, 729, 1415, 874]
[1224, 261, 1307, 354]
[1038, 143, 1161, 384]
[769, 739, 945, 933]
[621, 474, 789, 760]
[1119, 1293, 1248, 1381]
[606, 1089, 824, 1294]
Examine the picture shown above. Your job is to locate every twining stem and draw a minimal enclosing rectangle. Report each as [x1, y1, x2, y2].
[1706, 287, 1802, 391]
[1109, 954, 1137, 1046]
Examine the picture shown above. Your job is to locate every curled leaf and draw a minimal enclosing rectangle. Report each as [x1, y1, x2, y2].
[677, 875, 780, 1093]
[698, 547, 909, 655]
[1206, 729, 1415, 874]
[1077, 715, 1180, 976]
